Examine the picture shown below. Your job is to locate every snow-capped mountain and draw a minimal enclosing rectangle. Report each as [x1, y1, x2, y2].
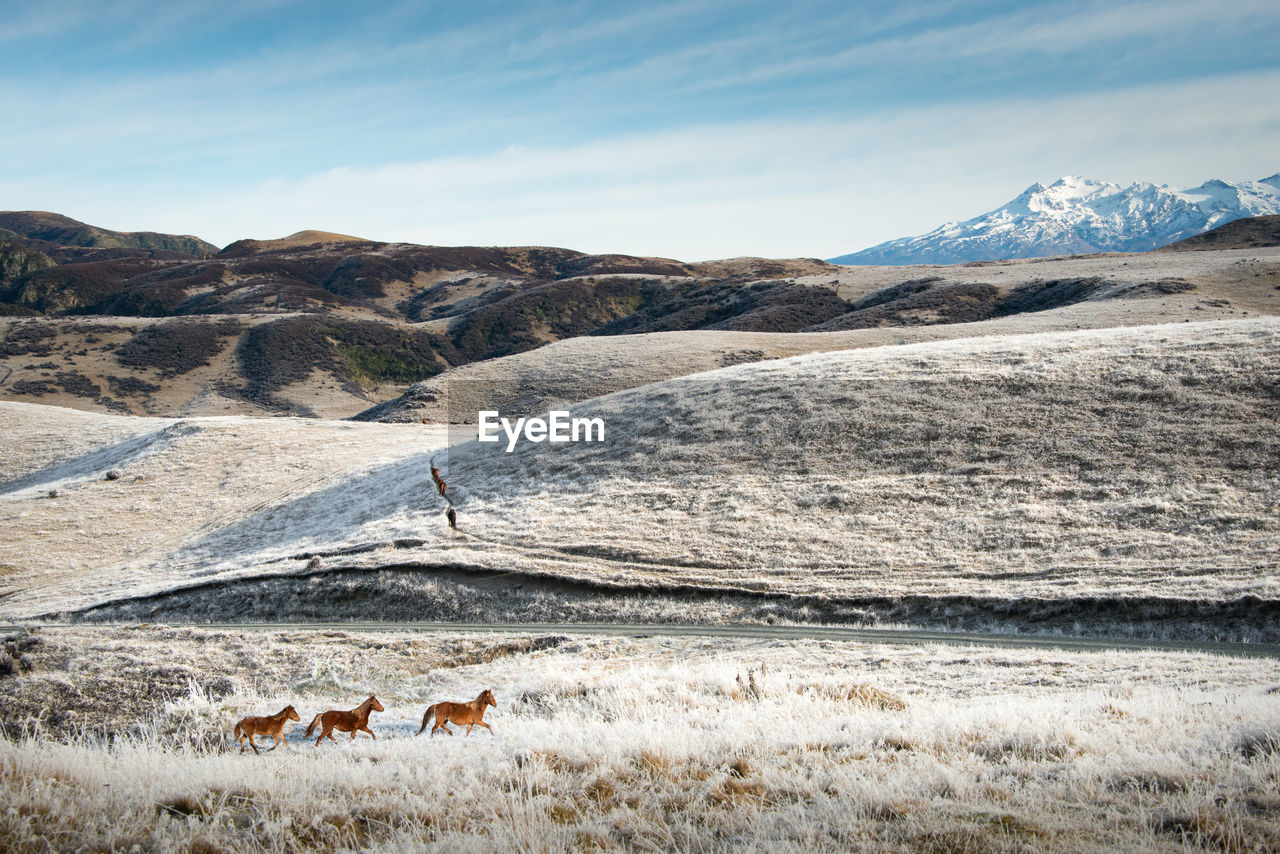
[829, 173, 1280, 265]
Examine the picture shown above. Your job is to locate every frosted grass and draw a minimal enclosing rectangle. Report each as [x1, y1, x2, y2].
[1, 627, 1278, 851]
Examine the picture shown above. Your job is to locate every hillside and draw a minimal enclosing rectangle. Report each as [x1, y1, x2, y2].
[2, 207, 1278, 421]
[3, 319, 1276, 641]
[0, 211, 218, 260]
[1158, 214, 1280, 251]
[361, 244, 1280, 422]
[0, 236, 55, 302]
[0, 219, 846, 417]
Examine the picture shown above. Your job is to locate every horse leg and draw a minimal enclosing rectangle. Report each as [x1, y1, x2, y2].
[359, 724, 376, 739]
[465, 724, 473, 736]
[475, 721, 494, 735]
[248, 733, 261, 755]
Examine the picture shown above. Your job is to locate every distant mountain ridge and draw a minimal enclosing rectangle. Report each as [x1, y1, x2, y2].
[0, 211, 218, 260]
[830, 173, 1280, 265]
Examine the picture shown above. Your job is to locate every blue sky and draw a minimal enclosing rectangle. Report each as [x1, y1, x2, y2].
[2, 0, 1278, 259]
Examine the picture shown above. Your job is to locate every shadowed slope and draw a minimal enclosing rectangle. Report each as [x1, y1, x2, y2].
[1157, 214, 1280, 252]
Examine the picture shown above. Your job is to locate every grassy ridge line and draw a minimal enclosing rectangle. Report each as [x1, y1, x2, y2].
[7, 620, 1279, 659]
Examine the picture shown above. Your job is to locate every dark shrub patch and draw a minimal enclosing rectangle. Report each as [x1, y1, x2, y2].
[0, 304, 41, 317]
[8, 379, 56, 395]
[1149, 278, 1196, 294]
[5, 259, 155, 314]
[55, 371, 100, 398]
[236, 316, 333, 399]
[806, 281, 999, 331]
[237, 316, 457, 402]
[703, 281, 854, 332]
[595, 280, 853, 336]
[96, 263, 227, 316]
[106, 374, 161, 396]
[849, 277, 943, 311]
[0, 322, 58, 356]
[452, 277, 679, 360]
[115, 319, 243, 376]
[991, 278, 1105, 317]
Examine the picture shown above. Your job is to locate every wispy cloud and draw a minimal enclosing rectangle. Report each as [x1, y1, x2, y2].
[2, 1, 1278, 258]
[45, 68, 1265, 258]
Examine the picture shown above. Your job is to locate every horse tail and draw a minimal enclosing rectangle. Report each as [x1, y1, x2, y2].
[417, 705, 435, 735]
[233, 722, 243, 740]
[304, 714, 322, 737]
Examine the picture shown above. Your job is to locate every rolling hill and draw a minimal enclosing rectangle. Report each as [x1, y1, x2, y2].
[0, 214, 853, 417]
[0, 211, 218, 261]
[360, 242, 1280, 422]
[3, 318, 1276, 642]
[1158, 214, 1280, 252]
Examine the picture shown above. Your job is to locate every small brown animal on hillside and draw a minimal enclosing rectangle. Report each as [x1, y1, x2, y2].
[446, 507, 457, 529]
[233, 705, 300, 754]
[418, 689, 496, 737]
[430, 466, 447, 496]
[303, 695, 384, 747]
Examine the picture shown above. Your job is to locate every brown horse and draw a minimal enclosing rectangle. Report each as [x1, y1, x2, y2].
[303, 695, 384, 747]
[233, 705, 300, 754]
[417, 689, 496, 737]
[431, 466, 447, 496]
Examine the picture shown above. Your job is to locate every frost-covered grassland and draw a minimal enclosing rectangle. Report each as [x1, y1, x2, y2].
[1, 626, 1278, 852]
[1, 319, 1277, 639]
[445, 319, 1280, 605]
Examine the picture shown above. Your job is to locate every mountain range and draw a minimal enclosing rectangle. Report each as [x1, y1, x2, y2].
[830, 173, 1280, 265]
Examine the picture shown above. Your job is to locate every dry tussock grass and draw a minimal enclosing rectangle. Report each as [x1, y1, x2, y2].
[813, 682, 907, 710]
[0, 622, 1278, 851]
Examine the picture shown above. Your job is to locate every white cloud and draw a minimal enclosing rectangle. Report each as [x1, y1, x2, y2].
[6, 69, 1278, 260]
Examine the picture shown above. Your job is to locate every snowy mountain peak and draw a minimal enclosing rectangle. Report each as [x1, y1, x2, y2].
[830, 172, 1280, 265]
[1048, 175, 1110, 192]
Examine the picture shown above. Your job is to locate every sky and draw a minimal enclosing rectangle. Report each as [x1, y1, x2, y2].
[2, 0, 1278, 260]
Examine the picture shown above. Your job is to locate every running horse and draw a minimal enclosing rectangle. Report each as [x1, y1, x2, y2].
[417, 689, 497, 737]
[233, 705, 300, 754]
[303, 695, 384, 747]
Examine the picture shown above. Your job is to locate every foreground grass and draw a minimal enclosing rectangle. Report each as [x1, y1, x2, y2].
[1, 626, 1278, 851]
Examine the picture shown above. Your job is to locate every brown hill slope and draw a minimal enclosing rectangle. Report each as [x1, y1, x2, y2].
[0, 237, 55, 309]
[3, 209, 1277, 420]
[1157, 214, 1280, 251]
[0, 211, 218, 258]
